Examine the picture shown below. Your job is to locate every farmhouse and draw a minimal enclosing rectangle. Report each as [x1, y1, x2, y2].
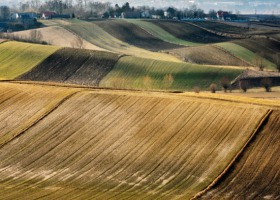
[217, 11, 237, 21]
[42, 11, 56, 19]
[231, 70, 280, 88]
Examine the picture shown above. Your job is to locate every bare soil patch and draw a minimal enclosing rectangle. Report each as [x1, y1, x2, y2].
[17, 48, 120, 86]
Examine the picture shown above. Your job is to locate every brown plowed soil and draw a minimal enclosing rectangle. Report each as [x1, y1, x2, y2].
[232, 38, 280, 63]
[93, 20, 182, 51]
[170, 45, 250, 66]
[199, 110, 280, 200]
[17, 48, 120, 86]
[148, 20, 229, 43]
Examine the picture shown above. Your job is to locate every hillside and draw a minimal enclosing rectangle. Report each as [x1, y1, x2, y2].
[18, 48, 120, 86]
[47, 19, 181, 62]
[147, 20, 229, 44]
[93, 20, 182, 51]
[0, 82, 275, 200]
[100, 56, 243, 90]
[198, 110, 280, 200]
[6, 26, 105, 50]
[169, 45, 250, 66]
[0, 41, 60, 79]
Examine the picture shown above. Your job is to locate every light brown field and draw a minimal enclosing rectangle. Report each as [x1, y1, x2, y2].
[0, 82, 276, 199]
[6, 26, 105, 51]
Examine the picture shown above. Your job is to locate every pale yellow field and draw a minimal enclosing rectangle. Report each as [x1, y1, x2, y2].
[6, 26, 105, 51]
[0, 82, 274, 199]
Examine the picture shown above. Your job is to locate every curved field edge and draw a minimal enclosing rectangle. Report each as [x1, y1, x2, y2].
[126, 19, 199, 46]
[17, 48, 121, 86]
[216, 42, 277, 70]
[0, 41, 60, 79]
[0, 82, 271, 200]
[49, 19, 181, 62]
[0, 83, 80, 147]
[192, 109, 273, 199]
[197, 110, 280, 199]
[100, 56, 244, 90]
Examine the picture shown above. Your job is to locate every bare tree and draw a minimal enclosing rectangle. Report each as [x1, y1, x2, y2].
[239, 80, 249, 92]
[273, 53, 280, 72]
[261, 78, 272, 92]
[71, 36, 84, 49]
[254, 55, 264, 71]
[30, 29, 43, 43]
[162, 74, 174, 90]
[209, 83, 217, 93]
[221, 77, 230, 92]
[143, 75, 152, 90]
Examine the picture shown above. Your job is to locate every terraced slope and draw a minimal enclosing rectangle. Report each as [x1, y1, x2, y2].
[216, 42, 276, 70]
[52, 20, 180, 62]
[0, 82, 79, 147]
[100, 56, 243, 90]
[93, 20, 181, 51]
[0, 41, 60, 79]
[198, 110, 280, 200]
[18, 48, 120, 86]
[147, 20, 229, 44]
[170, 45, 250, 66]
[0, 82, 270, 200]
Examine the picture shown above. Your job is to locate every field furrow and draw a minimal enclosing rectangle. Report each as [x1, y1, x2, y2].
[17, 48, 120, 86]
[198, 110, 280, 200]
[0, 83, 80, 147]
[0, 82, 271, 200]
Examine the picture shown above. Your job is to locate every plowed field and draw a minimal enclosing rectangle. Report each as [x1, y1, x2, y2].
[54, 20, 180, 62]
[17, 48, 120, 86]
[199, 110, 280, 200]
[170, 45, 250, 66]
[148, 20, 229, 44]
[93, 20, 181, 51]
[0, 82, 271, 200]
[232, 38, 280, 64]
[0, 41, 60, 79]
[0, 82, 79, 147]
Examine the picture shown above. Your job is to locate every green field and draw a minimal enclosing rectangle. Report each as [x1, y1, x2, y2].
[52, 19, 181, 62]
[100, 56, 243, 90]
[0, 41, 60, 79]
[127, 19, 199, 46]
[216, 42, 277, 70]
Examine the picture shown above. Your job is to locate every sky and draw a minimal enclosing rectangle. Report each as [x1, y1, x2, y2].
[0, 0, 279, 14]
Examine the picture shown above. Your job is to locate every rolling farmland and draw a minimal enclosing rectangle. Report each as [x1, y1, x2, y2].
[51, 20, 181, 62]
[146, 20, 229, 44]
[93, 20, 182, 51]
[7, 26, 105, 51]
[127, 19, 197, 46]
[170, 45, 250, 66]
[100, 56, 243, 90]
[0, 41, 60, 79]
[216, 42, 277, 70]
[0, 82, 275, 200]
[18, 48, 120, 86]
[198, 110, 280, 200]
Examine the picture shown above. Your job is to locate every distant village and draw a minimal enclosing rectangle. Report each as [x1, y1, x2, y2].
[0, 1, 279, 32]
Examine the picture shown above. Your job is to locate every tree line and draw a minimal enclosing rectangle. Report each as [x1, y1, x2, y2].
[0, 1, 221, 20]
